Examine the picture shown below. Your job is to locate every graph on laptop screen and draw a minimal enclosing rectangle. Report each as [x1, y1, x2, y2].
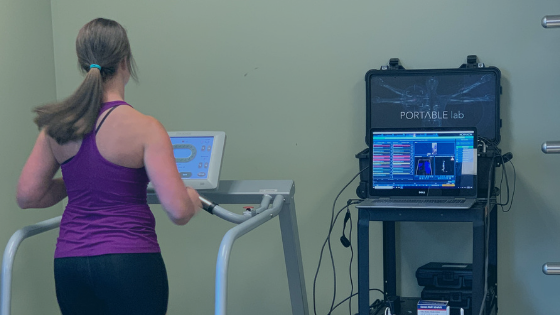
[371, 129, 477, 191]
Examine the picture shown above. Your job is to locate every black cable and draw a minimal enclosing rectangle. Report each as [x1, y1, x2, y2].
[476, 138, 502, 315]
[479, 137, 516, 211]
[313, 166, 368, 315]
[476, 143, 517, 315]
[329, 202, 361, 314]
[476, 154, 515, 315]
[327, 289, 385, 315]
[478, 138, 516, 208]
[313, 202, 362, 315]
[497, 152, 511, 207]
[500, 159, 516, 212]
[347, 212, 354, 315]
[497, 157, 506, 205]
[312, 204, 351, 315]
[477, 186, 493, 315]
[327, 219, 337, 314]
[327, 169, 368, 313]
[476, 152, 495, 315]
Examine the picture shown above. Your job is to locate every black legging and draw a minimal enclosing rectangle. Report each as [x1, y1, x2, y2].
[54, 253, 169, 315]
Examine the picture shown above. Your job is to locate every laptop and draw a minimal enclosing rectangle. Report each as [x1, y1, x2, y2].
[357, 127, 478, 209]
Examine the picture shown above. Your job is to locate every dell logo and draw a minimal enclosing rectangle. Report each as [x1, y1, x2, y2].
[419, 191, 427, 195]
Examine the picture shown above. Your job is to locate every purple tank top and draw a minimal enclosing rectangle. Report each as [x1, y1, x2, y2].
[55, 101, 160, 258]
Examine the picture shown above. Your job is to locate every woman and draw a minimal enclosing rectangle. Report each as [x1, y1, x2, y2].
[16, 18, 201, 315]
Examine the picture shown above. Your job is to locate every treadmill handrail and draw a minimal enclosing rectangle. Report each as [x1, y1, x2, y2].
[214, 195, 284, 315]
[1, 216, 62, 315]
[209, 194, 272, 224]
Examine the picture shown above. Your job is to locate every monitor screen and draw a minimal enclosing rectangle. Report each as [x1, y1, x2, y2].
[171, 136, 215, 180]
[148, 131, 225, 190]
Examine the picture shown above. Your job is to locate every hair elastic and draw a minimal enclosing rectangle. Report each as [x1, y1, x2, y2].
[89, 64, 101, 70]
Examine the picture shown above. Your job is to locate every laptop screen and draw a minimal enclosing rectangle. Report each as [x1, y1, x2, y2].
[369, 127, 477, 197]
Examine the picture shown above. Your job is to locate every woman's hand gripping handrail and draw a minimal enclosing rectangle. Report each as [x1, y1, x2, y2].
[1, 216, 62, 315]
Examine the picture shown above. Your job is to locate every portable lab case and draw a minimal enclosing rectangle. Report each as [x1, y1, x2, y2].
[364, 56, 502, 146]
[416, 262, 473, 289]
[355, 56, 502, 199]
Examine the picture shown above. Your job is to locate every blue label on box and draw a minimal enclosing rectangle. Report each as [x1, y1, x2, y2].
[418, 300, 448, 310]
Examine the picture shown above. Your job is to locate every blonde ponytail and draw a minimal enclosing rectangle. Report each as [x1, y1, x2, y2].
[32, 18, 137, 145]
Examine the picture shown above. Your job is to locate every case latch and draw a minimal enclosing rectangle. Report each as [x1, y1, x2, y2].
[460, 55, 485, 69]
[380, 58, 405, 70]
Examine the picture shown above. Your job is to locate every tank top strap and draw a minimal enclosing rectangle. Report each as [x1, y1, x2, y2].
[93, 100, 132, 135]
[95, 106, 118, 134]
[99, 100, 131, 114]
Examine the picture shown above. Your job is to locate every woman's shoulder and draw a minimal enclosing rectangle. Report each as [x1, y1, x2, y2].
[113, 105, 159, 125]
[114, 106, 167, 138]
